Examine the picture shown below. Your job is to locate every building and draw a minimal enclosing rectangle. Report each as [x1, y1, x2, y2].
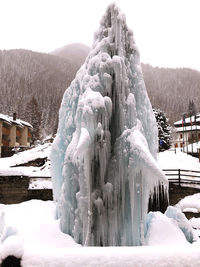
[0, 113, 33, 157]
[174, 114, 200, 148]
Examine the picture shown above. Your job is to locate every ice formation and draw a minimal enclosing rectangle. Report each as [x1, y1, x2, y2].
[165, 206, 197, 243]
[51, 3, 168, 246]
[145, 207, 198, 245]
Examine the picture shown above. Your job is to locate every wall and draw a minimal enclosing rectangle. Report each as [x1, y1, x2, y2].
[9, 125, 16, 147]
[0, 175, 53, 204]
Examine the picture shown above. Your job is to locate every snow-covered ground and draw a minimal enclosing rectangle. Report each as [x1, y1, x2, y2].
[157, 148, 200, 171]
[0, 146, 200, 266]
[0, 199, 200, 267]
[0, 143, 51, 189]
[0, 143, 51, 177]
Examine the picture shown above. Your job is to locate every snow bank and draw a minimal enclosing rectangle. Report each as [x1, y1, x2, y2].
[2, 245, 200, 267]
[145, 211, 189, 246]
[0, 200, 79, 252]
[176, 193, 200, 213]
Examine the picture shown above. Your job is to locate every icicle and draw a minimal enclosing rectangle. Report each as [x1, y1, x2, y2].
[51, 3, 168, 247]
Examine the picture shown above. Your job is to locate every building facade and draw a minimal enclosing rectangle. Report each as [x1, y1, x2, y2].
[174, 114, 200, 148]
[0, 113, 32, 157]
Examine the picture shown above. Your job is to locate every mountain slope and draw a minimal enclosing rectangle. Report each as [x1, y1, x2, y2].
[0, 47, 199, 140]
[51, 43, 90, 69]
[142, 64, 200, 123]
[0, 49, 78, 137]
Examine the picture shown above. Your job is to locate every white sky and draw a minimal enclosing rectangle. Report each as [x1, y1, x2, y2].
[1, 0, 200, 70]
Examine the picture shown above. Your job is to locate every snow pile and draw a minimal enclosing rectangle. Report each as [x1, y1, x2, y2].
[0, 143, 51, 177]
[145, 211, 189, 246]
[51, 3, 168, 246]
[175, 194, 200, 239]
[0, 200, 79, 251]
[176, 193, 200, 213]
[145, 206, 198, 245]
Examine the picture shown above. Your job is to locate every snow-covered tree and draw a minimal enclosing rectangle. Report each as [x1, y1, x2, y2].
[153, 108, 171, 151]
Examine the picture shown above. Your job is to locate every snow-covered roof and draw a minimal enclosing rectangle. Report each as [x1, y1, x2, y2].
[0, 113, 33, 128]
[174, 115, 200, 126]
[176, 125, 200, 132]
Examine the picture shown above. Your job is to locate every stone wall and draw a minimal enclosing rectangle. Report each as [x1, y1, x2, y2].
[1, 175, 200, 207]
[169, 183, 200, 206]
[0, 175, 53, 204]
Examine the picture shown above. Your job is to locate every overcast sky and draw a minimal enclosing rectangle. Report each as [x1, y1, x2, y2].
[1, 0, 200, 70]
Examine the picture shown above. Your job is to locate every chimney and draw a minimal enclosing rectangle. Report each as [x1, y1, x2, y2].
[13, 112, 17, 121]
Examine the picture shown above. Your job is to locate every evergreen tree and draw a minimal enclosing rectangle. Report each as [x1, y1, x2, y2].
[153, 108, 171, 151]
[188, 99, 196, 117]
[25, 96, 42, 143]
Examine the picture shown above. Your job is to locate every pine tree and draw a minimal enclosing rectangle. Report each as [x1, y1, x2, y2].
[153, 108, 171, 151]
[188, 99, 196, 117]
[25, 96, 42, 143]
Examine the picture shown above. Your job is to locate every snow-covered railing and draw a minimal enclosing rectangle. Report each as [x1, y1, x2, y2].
[163, 169, 200, 186]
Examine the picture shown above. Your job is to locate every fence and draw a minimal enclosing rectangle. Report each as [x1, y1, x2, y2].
[162, 169, 200, 187]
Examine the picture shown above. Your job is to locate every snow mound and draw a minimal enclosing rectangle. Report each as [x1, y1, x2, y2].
[177, 193, 200, 213]
[145, 211, 189, 246]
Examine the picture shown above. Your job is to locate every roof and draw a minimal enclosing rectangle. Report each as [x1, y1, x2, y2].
[0, 113, 33, 128]
[174, 114, 200, 126]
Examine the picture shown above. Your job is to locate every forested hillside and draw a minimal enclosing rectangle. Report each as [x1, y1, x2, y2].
[0, 48, 199, 141]
[142, 64, 200, 123]
[0, 49, 77, 138]
[51, 43, 90, 70]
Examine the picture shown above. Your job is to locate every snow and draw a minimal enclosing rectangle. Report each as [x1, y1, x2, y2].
[145, 211, 189, 246]
[28, 177, 52, 190]
[0, 200, 79, 250]
[51, 3, 168, 246]
[7, 246, 200, 267]
[0, 143, 51, 177]
[157, 148, 200, 171]
[176, 193, 200, 213]
[1, 200, 200, 266]
[0, 145, 200, 264]
[0, 113, 33, 128]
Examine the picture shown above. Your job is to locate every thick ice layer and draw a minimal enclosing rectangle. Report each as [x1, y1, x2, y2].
[51, 3, 168, 246]
[165, 206, 197, 243]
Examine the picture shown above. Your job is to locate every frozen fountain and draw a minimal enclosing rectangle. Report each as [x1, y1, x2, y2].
[51, 3, 168, 246]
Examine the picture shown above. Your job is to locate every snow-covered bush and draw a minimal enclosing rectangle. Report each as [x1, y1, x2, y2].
[153, 108, 171, 151]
